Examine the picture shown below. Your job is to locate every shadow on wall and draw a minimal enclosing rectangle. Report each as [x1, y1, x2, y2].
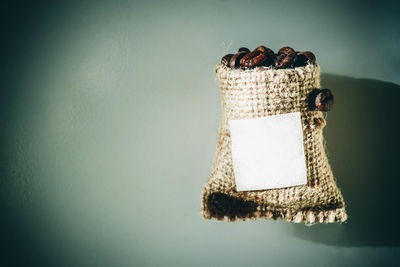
[290, 73, 400, 247]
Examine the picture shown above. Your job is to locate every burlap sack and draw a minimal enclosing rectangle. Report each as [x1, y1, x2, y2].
[201, 64, 347, 224]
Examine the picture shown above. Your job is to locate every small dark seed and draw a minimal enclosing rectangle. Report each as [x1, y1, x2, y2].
[315, 89, 334, 111]
[278, 46, 295, 55]
[298, 51, 316, 64]
[229, 51, 248, 69]
[221, 54, 234, 66]
[274, 54, 286, 69]
[275, 52, 297, 69]
[261, 47, 276, 67]
[294, 53, 308, 67]
[254, 45, 268, 53]
[238, 47, 251, 53]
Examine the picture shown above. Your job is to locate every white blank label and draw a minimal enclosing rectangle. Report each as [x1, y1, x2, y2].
[229, 112, 307, 191]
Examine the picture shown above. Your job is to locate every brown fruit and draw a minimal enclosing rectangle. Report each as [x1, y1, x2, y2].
[274, 54, 285, 68]
[315, 89, 334, 111]
[275, 52, 297, 69]
[238, 47, 251, 53]
[229, 51, 248, 69]
[260, 47, 276, 67]
[298, 51, 316, 64]
[221, 54, 234, 66]
[278, 46, 295, 55]
[294, 53, 308, 67]
[240, 46, 273, 68]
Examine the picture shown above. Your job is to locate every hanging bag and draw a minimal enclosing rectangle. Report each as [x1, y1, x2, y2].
[201, 64, 347, 224]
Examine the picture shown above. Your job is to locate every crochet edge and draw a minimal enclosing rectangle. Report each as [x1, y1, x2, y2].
[201, 206, 347, 225]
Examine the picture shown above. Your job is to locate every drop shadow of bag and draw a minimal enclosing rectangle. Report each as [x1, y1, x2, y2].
[289, 73, 400, 247]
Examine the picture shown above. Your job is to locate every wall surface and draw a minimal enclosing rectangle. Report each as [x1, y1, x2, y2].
[1, 0, 399, 266]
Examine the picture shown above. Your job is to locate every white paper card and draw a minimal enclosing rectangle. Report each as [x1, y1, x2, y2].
[229, 112, 307, 191]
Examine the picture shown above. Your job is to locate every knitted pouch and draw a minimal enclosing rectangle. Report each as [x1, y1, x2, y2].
[201, 64, 347, 224]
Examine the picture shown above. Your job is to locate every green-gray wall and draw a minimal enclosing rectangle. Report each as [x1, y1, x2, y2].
[1, 0, 399, 266]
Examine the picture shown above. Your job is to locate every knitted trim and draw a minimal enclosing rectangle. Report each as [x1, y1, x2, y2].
[202, 192, 347, 225]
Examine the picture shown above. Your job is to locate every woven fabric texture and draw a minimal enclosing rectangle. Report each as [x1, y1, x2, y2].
[201, 64, 347, 224]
